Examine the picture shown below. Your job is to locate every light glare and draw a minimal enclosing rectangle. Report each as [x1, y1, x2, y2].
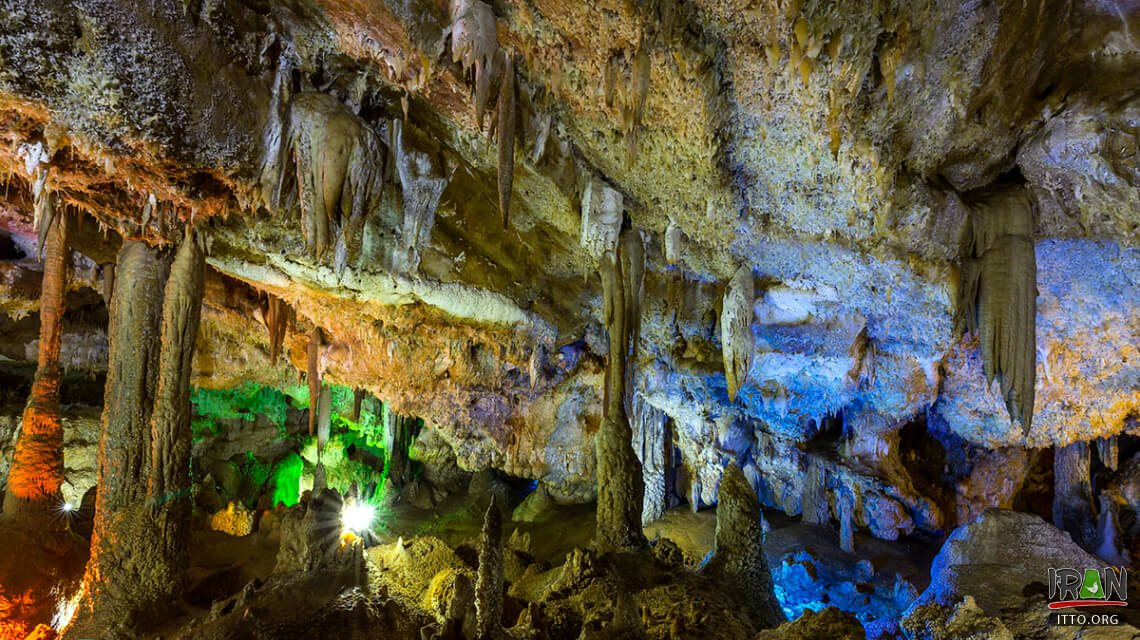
[341, 502, 375, 533]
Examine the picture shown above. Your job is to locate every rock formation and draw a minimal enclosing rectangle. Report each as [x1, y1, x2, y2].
[474, 496, 503, 639]
[707, 462, 784, 630]
[3, 210, 67, 521]
[594, 227, 647, 552]
[0, 1, 1136, 638]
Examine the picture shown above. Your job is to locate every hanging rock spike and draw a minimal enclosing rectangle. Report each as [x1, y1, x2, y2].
[497, 51, 516, 229]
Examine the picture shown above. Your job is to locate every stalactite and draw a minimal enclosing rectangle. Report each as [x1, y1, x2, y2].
[307, 326, 323, 436]
[604, 52, 619, 108]
[1053, 441, 1096, 550]
[265, 294, 291, 364]
[722, 265, 755, 402]
[3, 211, 68, 520]
[353, 388, 366, 421]
[956, 186, 1037, 433]
[283, 93, 385, 265]
[1097, 436, 1119, 471]
[664, 220, 682, 265]
[475, 496, 504, 640]
[100, 263, 115, 305]
[32, 183, 56, 260]
[708, 463, 785, 630]
[620, 229, 644, 413]
[625, 39, 651, 162]
[391, 118, 448, 274]
[450, 0, 499, 129]
[144, 225, 206, 603]
[594, 227, 648, 551]
[579, 175, 623, 262]
[496, 51, 516, 229]
[314, 384, 332, 491]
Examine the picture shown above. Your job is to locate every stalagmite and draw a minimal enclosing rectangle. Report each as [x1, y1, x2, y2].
[801, 456, 830, 526]
[957, 186, 1037, 433]
[722, 265, 755, 402]
[594, 227, 648, 551]
[708, 463, 785, 629]
[3, 211, 68, 520]
[497, 52, 516, 229]
[475, 496, 504, 639]
[1053, 441, 1097, 550]
[1096, 495, 1128, 565]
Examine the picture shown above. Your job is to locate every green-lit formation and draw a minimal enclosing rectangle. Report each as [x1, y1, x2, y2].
[191, 383, 414, 512]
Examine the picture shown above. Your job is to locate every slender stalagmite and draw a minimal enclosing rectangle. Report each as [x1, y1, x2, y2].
[4, 211, 68, 521]
[594, 227, 647, 551]
[475, 496, 504, 639]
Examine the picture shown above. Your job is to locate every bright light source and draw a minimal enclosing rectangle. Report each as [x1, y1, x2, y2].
[61, 501, 74, 513]
[341, 502, 375, 533]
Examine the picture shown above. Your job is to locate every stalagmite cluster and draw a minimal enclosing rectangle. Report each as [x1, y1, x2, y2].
[957, 186, 1038, 433]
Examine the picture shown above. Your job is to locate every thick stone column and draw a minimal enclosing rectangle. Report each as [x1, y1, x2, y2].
[65, 231, 205, 637]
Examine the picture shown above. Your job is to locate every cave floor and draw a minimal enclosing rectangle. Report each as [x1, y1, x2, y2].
[181, 492, 938, 633]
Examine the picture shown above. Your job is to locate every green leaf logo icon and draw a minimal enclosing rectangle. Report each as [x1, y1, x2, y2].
[1080, 569, 1104, 600]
